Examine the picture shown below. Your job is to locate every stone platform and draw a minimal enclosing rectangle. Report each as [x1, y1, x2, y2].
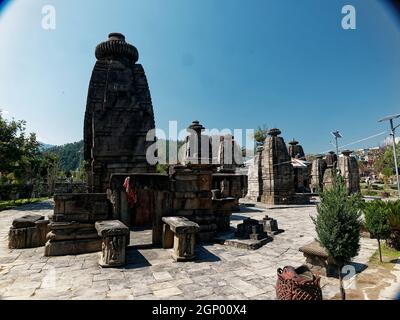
[0, 200, 395, 300]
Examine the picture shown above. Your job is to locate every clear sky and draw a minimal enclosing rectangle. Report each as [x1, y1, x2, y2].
[1, 0, 400, 154]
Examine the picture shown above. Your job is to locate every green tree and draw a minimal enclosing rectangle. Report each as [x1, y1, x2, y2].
[312, 174, 362, 300]
[253, 124, 268, 146]
[363, 200, 390, 263]
[374, 146, 398, 180]
[0, 110, 41, 182]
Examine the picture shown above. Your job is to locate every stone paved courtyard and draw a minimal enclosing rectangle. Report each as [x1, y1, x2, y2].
[0, 200, 398, 300]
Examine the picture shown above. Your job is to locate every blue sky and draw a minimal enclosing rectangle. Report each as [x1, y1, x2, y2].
[1, 0, 400, 154]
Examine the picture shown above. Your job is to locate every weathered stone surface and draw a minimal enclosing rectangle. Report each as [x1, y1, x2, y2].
[288, 139, 305, 159]
[54, 182, 88, 194]
[236, 218, 269, 241]
[310, 155, 327, 193]
[95, 220, 129, 237]
[325, 151, 338, 167]
[213, 198, 235, 232]
[8, 216, 49, 249]
[338, 150, 360, 194]
[245, 146, 263, 202]
[299, 241, 337, 277]
[12, 215, 44, 228]
[216, 134, 243, 173]
[162, 217, 200, 235]
[261, 129, 296, 205]
[322, 166, 336, 191]
[53, 193, 110, 222]
[97, 221, 129, 268]
[44, 238, 102, 256]
[84, 33, 156, 193]
[212, 173, 247, 210]
[47, 222, 98, 241]
[162, 216, 199, 261]
[261, 216, 279, 234]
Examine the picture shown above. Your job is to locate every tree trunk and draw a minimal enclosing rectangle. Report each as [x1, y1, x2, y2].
[377, 238, 383, 263]
[338, 266, 346, 300]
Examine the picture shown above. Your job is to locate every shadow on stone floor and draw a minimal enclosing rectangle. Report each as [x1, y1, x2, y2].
[124, 247, 152, 269]
[231, 214, 251, 221]
[351, 261, 368, 274]
[195, 246, 221, 263]
[12, 201, 54, 212]
[236, 206, 264, 214]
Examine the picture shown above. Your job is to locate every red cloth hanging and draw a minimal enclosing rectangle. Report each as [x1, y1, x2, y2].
[123, 177, 137, 208]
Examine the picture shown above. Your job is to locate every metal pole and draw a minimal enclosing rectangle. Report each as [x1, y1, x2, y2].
[390, 119, 400, 198]
[335, 136, 339, 156]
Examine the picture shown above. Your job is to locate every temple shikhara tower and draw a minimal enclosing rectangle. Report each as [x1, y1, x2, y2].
[84, 33, 156, 193]
[261, 128, 296, 204]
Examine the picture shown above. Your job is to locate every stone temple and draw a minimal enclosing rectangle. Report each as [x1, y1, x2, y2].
[40, 34, 248, 261]
[84, 33, 156, 193]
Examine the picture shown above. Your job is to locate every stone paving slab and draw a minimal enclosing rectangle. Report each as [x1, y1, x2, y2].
[0, 199, 392, 300]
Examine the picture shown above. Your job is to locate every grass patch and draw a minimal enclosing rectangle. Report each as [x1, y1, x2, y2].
[369, 242, 400, 269]
[0, 197, 49, 211]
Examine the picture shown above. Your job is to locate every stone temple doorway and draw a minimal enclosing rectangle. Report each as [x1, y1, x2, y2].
[109, 173, 171, 248]
[130, 189, 158, 247]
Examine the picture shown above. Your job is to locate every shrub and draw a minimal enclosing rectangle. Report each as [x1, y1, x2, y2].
[363, 200, 391, 262]
[313, 174, 362, 300]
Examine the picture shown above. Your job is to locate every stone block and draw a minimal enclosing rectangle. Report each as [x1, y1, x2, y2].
[162, 216, 200, 261]
[44, 238, 102, 256]
[8, 216, 49, 249]
[53, 193, 110, 221]
[12, 214, 44, 228]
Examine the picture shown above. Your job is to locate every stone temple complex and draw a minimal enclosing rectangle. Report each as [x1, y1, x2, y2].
[5, 33, 362, 284]
[40, 34, 249, 261]
[246, 129, 311, 205]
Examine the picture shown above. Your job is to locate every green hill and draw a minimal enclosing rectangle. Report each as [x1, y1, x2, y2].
[45, 140, 84, 173]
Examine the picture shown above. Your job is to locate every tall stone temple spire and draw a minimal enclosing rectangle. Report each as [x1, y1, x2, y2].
[261, 128, 296, 204]
[84, 33, 156, 192]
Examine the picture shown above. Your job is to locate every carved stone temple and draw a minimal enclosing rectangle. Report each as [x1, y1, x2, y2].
[338, 150, 360, 194]
[310, 155, 327, 193]
[84, 33, 156, 193]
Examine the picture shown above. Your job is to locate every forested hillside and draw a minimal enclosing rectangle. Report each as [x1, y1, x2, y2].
[45, 140, 84, 173]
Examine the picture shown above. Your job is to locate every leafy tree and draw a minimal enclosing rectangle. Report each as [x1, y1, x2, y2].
[363, 200, 391, 263]
[312, 174, 362, 300]
[0, 110, 41, 182]
[374, 145, 398, 179]
[253, 124, 268, 146]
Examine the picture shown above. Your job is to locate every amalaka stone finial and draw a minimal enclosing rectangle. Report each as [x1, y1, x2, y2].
[341, 150, 352, 156]
[188, 120, 205, 134]
[95, 32, 139, 62]
[268, 128, 281, 137]
[289, 139, 299, 146]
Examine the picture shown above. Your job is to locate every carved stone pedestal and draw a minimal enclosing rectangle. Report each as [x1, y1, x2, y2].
[162, 217, 200, 262]
[95, 220, 129, 268]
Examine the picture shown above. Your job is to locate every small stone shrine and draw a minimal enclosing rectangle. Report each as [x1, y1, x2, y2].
[236, 218, 268, 240]
[338, 150, 360, 194]
[261, 128, 296, 204]
[310, 155, 327, 193]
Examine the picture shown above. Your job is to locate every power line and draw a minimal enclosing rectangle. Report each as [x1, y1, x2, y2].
[321, 131, 388, 154]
